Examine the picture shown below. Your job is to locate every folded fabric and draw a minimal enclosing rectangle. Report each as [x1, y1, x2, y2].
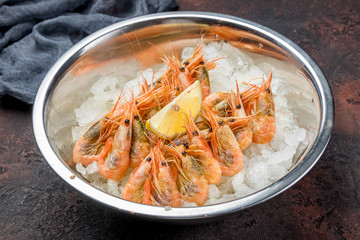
[0, 0, 178, 104]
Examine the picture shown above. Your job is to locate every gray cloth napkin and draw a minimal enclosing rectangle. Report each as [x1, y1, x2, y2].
[0, 0, 177, 104]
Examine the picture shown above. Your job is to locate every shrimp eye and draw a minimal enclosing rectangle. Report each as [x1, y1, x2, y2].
[146, 157, 151, 162]
[184, 60, 189, 65]
[218, 120, 224, 125]
[266, 88, 271, 93]
[192, 131, 199, 136]
[179, 66, 185, 72]
[240, 94, 243, 98]
[134, 115, 139, 121]
[161, 161, 166, 166]
[199, 60, 204, 65]
[135, 100, 138, 105]
[183, 142, 189, 149]
[209, 127, 213, 132]
[125, 119, 130, 125]
[157, 79, 161, 83]
[104, 117, 109, 120]
[236, 104, 241, 109]
[182, 151, 186, 156]
[175, 86, 180, 91]
[230, 118, 235, 122]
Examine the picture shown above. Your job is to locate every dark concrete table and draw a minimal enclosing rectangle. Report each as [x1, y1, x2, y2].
[1, 0, 359, 239]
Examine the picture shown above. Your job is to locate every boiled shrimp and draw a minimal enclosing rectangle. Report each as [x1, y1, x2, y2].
[183, 115, 222, 184]
[242, 72, 276, 144]
[202, 92, 230, 117]
[97, 101, 134, 181]
[202, 106, 244, 176]
[121, 153, 152, 203]
[73, 120, 103, 166]
[227, 82, 253, 150]
[129, 105, 150, 169]
[177, 42, 203, 90]
[165, 145, 209, 206]
[144, 142, 181, 207]
[73, 96, 126, 166]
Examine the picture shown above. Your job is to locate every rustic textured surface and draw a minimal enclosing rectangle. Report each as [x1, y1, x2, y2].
[1, 0, 359, 239]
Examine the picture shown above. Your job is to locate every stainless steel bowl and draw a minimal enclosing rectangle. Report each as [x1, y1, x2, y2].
[33, 12, 334, 221]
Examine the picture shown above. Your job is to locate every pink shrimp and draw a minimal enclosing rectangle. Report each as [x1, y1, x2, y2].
[129, 105, 150, 169]
[121, 153, 152, 203]
[194, 59, 216, 99]
[202, 92, 230, 117]
[227, 81, 253, 150]
[97, 101, 134, 181]
[144, 142, 181, 207]
[183, 115, 222, 185]
[72, 120, 103, 166]
[202, 106, 244, 176]
[175, 42, 214, 97]
[242, 72, 276, 144]
[164, 145, 209, 206]
[72, 96, 126, 166]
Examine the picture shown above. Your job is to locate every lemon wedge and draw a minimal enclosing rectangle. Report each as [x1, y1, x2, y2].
[146, 80, 202, 139]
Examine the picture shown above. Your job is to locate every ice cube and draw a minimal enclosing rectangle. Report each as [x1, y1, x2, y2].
[234, 184, 255, 198]
[268, 164, 287, 181]
[270, 145, 296, 165]
[271, 77, 287, 96]
[245, 162, 271, 190]
[296, 128, 307, 142]
[86, 161, 99, 174]
[208, 184, 221, 199]
[182, 202, 197, 207]
[75, 163, 87, 176]
[232, 171, 245, 190]
[107, 179, 120, 196]
[181, 47, 195, 60]
[285, 129, 300, 146]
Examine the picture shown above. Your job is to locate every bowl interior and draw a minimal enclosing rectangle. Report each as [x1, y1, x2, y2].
[38, 13, 329, 219]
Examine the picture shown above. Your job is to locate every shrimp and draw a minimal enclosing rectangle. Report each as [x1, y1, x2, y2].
[121, 154, 152, 203]
[178, 42, 220, 99]
[202, 106, 243, 176]
[242, 72, 276, 144]
[144, 142, 181, 207]
[73, 120, 103, 166]
[165, 145, 209, 206]
[97, 101, 134, 181]
[129, 105, 150, 169]
[202, 92, 230, 117]
[73, 96, 126, 166]
[194, 62, 212, 99]
[183, 115, 222, 184]
[227, 82, 253, 150]
[194, 56, 219, 99]
[202, 87, 253, 150]
[175, 42, 204, 91]
[173, 128, 210, 146]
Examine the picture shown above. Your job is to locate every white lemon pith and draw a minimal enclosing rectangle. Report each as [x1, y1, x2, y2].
[146, 81, 202, 139]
